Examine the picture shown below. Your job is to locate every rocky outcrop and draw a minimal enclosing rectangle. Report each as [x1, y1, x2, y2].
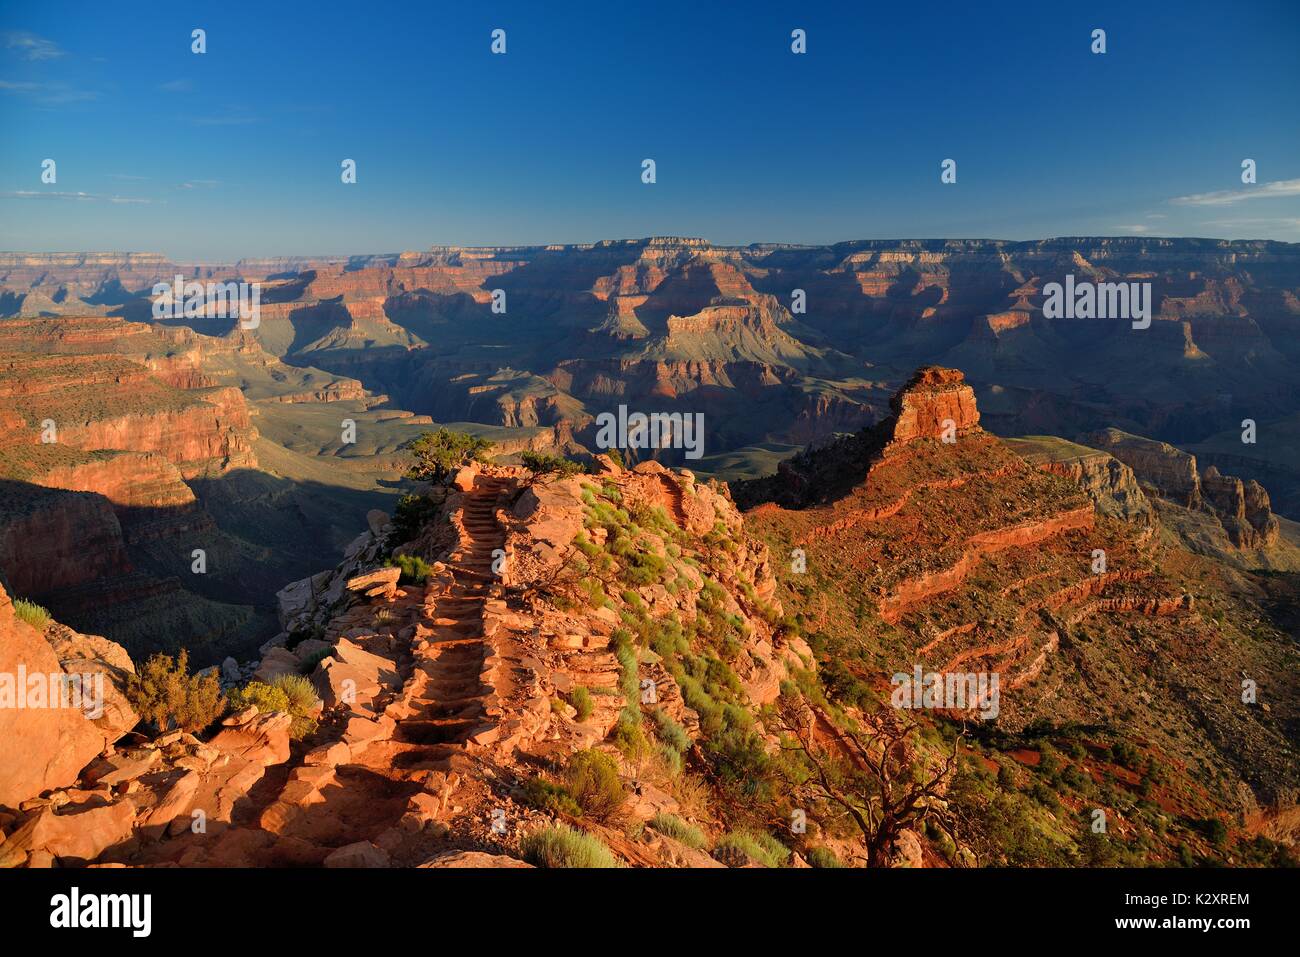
[1005, 436, 1153, 524]
[885, 366, 980, 450]
[1200, 466, 1280, 549]
[0, 582, 136, 810]
[1080, 429, 1282, 552]
[1082, 429, 1201, 507]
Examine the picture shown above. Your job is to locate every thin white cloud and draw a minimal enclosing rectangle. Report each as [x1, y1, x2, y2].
[1, 190, 155, 204]
[1115, 224, 1150, 233]
[1201, 216, 1300, 230]
[177, 180, 220, 190]
[3, 31, 65, 61]
[159, 78, 192, 92]
[1170, 178, 1300, 207]
[0, 78, 99, 104]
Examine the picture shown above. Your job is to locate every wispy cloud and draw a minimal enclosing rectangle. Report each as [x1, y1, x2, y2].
[159, 78, 192, 93]
[1, 190, 156, 205]
[1170, 178, 1300, 207]
[1200, 216, 1300, 231]
[3, 31, 65, 61]
[0, 78, 99, 105]
[177, 180, 220, 190]
[1115, 224, 1151, 233]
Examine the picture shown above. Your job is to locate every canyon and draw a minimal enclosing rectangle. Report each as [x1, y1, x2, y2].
[0, 238, 1297, 869]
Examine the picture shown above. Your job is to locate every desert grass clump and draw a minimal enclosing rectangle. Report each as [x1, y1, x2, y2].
[126, 649, 226, 734]
[387, 553, 432, 584]
[520, 824, 619, 868]
[227, 673, 321, 741]
[653, 708, 691, 753]
[714, 829, 791, 868]
[12, 597, 51, 631]
[649, 812, 706, 850]
[805, 845, 845, 868]
[567, 685, 594, 721]
[273, 673, 322, 739]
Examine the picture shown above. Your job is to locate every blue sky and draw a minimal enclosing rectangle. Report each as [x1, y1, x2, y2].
[1, 0, 1298, 260]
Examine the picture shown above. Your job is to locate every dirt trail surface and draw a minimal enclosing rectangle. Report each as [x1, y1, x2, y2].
[133, 474, 521, 867]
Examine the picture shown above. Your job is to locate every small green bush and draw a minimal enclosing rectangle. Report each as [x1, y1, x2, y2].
[521, 450, 583, 477]
[649, 812, 706, 849]
[388, 494, 440, 547]
[274, 674, 322, 740]
[653, 709, 691, 752]
[520, 824, 619, 868]
[299, 647, 334, 674]
[523, 776, 582, 817]
[565, 749, 627, 822]
[126, 649, 226, 734]
[228, 674, 321, 741]
[387, 553, 432, 584]
[228, 680, 290, 714]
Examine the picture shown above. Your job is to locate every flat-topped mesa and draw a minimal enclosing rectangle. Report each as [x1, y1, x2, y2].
[884, 366, 980, 450]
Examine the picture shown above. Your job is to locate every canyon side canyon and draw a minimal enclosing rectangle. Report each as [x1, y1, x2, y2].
[0, 237, 1297, 869]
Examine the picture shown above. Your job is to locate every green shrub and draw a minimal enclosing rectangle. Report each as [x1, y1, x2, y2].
[805, 845, 845, 868]
[653, 709, 691, 753]
[655, 743, 683, 778]
[12, 598, 50, 631]
[298, 647, 334, 674]
[523, 776, 582, 817]
[612, 705, 648, 758]
[405, 428, 492, 483]
[568, 685, 594, 721]
[520, 824, 619, 868]
[649, 812, 706, 849]
[388, 494, 440, 547]
[273, 674, 322, 740]
[387, 553, 432, 584]
[228, 680, 290, 715]
[714, 829, 791, 868]
[228, 674, 321, 741]
[521, 450, 583, 477]
[565, 749, 626, 822]
[126, 649, 226, 734]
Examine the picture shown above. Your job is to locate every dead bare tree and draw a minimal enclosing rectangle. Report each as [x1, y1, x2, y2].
[773, 693, 965, 867]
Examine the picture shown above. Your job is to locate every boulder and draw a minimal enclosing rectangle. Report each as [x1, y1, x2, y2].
[253, 646, 300, 684]
[323, 840, 390, 868]
[345, 567, 401, 594]
[417, 850, 533, 868]
[42, 623, 138, 742]
[0, 584, 113, 809]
